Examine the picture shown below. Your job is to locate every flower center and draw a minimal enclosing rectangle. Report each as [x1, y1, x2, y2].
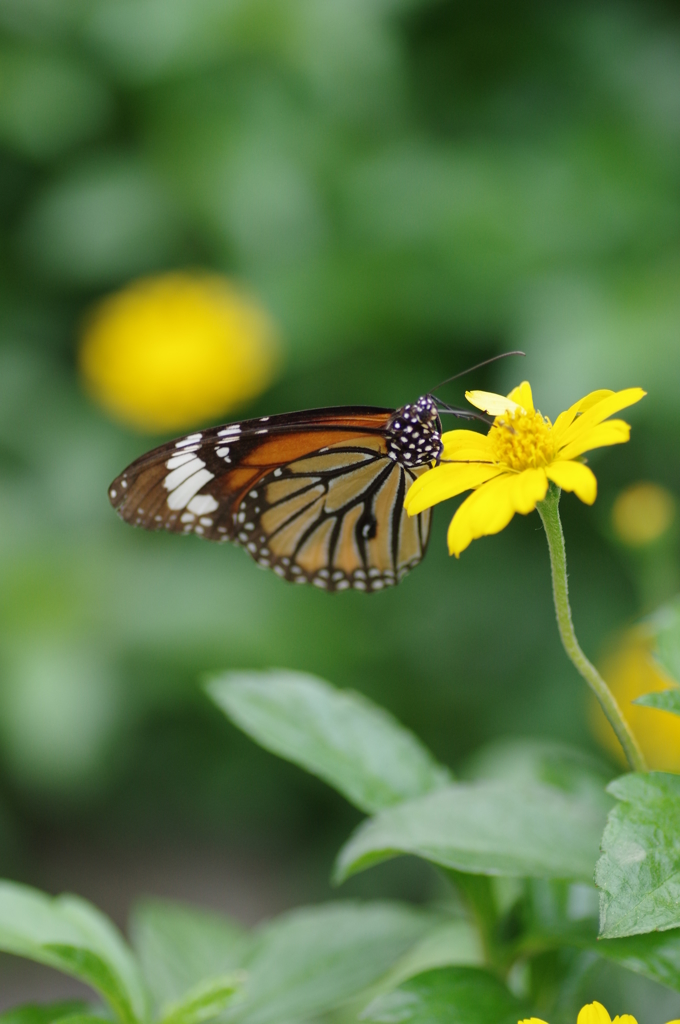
[489, 407, 555, 470]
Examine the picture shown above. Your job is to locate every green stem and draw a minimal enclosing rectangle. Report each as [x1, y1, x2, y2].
[536, 484, 647, 773]
[444, 869, 500, 969]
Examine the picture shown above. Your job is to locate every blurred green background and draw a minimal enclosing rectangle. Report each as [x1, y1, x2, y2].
[1, 0, 679, 1000]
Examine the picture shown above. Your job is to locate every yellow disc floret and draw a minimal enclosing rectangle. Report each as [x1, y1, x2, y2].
[490, 408, 555, 471]
[79, 271, 280, 433]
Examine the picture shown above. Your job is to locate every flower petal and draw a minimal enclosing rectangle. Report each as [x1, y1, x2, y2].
[440, 428, 494, 460]
[465, 390, 523, 416]
[557, 420, 631, 461]
[404, 463, 503, 515]
[612, 1017, 638, 1024]
[577, 1003, 612, 1024]
[506, 380, 535, 414]
[556, 388, 645, 448]
[518, 1019, 550, 1024]
[510, 467, 548, 512]
[447, 473, 516, 555]
[552, 390, 614, 438]
[546, 460, 597, 504]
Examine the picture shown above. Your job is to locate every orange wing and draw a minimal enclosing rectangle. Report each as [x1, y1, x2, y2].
[108, 406, 433, 592]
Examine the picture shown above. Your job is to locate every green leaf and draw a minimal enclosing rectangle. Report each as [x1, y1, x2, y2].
[159, 973, 243, 1024]
[0, 1004, 91, 1024]
[635, 689, 680, 716]
[335, 781, 606, 884]
[0, 880, 149, 1023]
[206, 670, 452, 814]
[596, 928, 680, 993]
[597, 772, 680, 937]
[130, 898, 250, 1009]
[378, 921, 484, 991]
[360, 967, 525, 1024]
[466, 737, 614, 812]
[234, 901, 438, 1024]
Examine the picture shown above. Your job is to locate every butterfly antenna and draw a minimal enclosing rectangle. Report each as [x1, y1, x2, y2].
[429, 350, 525, 395]
[434, 397, 492, 425]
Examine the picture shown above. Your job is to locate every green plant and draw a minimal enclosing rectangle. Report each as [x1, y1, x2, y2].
[4, 596, 680, 1024]
[4, 385, 680, 1022]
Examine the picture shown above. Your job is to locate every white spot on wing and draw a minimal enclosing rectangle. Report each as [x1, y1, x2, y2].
[187, 493, 219, 515]
[164, 457, 205, 490]
[166, 452, 197, 469]
[166, 469, 215, 510]
[176, 433, 202, 448]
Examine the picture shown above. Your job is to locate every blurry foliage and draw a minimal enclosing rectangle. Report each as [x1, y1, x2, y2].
[0, 0, 679, 898]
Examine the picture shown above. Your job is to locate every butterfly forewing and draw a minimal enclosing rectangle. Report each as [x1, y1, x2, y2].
[108, 402, 438, 592]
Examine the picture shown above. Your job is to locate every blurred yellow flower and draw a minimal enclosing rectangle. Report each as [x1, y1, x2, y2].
[520, 1001, 638, 1024]
[405, 382, 645, 556]
[592, 631, 680, 772]
[79, 272, 280, 432]
[612, 481, 676, 547]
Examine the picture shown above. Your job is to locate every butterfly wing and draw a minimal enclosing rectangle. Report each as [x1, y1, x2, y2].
[108, 407, 432, 592]
[233, 439, 432, 591]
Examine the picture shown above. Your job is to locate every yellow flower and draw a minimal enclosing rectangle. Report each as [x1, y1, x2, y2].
[405, 381, 645, 556]
[592, 630, 680, 772]
[79, 272, 280, 433]
[520, 1001, 639, 1024]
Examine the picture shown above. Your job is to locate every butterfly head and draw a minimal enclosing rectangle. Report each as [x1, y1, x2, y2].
[386, 394, 442, 467]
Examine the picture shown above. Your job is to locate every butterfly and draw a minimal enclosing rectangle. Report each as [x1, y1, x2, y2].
[108, 355, 521, 592]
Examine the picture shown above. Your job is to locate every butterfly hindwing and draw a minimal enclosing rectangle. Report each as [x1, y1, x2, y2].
[232, 438, 432, 591]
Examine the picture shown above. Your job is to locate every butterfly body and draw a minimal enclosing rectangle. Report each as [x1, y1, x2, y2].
[109, 395, 442, 592]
